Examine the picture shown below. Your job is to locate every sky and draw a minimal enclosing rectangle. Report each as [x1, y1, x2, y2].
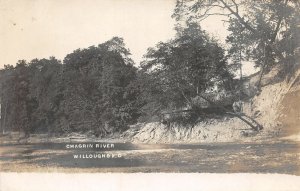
[0, 0, 256, 75]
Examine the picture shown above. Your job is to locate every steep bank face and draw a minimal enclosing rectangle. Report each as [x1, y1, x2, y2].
[244, 69, 300, 140]
[122, 69, 300, 143]
[279, 84, 300, 140]
[243, 80, 288, 134]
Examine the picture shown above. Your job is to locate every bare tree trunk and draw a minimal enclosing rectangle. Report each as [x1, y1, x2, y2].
[2, 101, 8, 134]
[198, 95, 263, 131]
[257, 64, 265, 91]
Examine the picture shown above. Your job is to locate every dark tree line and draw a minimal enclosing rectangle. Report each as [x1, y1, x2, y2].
[0, 38, 141, 137]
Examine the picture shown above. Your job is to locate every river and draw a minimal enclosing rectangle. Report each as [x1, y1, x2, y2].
[0, 141, 299, 174]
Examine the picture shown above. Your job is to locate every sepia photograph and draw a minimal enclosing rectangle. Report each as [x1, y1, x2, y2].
[0, 0, 300, 190]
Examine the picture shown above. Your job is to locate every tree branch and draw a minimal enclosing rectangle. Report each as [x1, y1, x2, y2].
[230, 0, 239, 13]
[270, 0, 288, 43]
[219, 0, 257, 34]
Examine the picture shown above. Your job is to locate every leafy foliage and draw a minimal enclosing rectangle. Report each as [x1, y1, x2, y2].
[138, 23, 234, 121]
[173, 0, 300, 82]
[0, 37, 140, 136]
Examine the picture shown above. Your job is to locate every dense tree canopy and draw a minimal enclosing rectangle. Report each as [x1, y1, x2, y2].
[138, 23, 234, 122]
[173, 0, 300, 85]
[0, 37, 140, 136]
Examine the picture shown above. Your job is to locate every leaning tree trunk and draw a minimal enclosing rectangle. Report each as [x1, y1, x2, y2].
[257, 65, 265, 92]
[198, 95, 263, 131]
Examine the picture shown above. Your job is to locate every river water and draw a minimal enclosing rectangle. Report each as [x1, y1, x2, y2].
[0, 141, 299, 174]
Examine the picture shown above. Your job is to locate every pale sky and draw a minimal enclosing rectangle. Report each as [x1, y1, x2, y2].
[0, 0, 256, 74]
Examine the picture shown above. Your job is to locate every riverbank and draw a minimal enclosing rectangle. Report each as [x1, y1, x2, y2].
[119, 68, 300, 144]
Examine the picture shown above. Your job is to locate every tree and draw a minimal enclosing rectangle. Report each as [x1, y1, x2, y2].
[10, 60, 31, 137]
[0, 65, 15, 134]
[173, 0, 300, 89]
[0, 58, 63, 137]
[139, 22, 234, 122]
[62, 37, 139, 136]
[27, 57, 63, 135]
[140, 22, 262, 130]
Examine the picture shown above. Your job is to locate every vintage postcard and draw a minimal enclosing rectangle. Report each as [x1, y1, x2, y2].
[0, 0, 300, 190]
